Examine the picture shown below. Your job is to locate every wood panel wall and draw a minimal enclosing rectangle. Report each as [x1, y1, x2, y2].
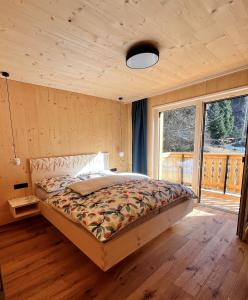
[147, 69, 248, 176]
[0, 79, 131, 226]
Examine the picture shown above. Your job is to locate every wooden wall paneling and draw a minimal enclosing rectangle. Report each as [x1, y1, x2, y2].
[0, 79, 130, 226]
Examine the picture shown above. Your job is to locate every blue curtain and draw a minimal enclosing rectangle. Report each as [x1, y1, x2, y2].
[132, 98, 147, 174]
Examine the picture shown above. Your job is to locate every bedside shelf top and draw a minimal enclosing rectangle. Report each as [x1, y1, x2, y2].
[8, 195, 39, 208]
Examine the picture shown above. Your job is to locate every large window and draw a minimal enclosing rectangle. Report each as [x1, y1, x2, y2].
[155, 92, 248, 215]
[159, 106, 196, 187]
[200, 96, 248, 213]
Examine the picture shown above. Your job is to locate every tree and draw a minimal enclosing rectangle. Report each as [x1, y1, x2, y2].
[231, 96, 248, 143]
[207, 100, 234, 145]
[162, 106, 195, 152]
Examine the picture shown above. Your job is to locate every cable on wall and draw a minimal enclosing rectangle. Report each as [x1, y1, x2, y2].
[118, 97, 124, 158]
[6, 78, 17, 158]
[1, 71, 20, 165]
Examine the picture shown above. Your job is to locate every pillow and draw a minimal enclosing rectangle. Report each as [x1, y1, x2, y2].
[77, 170, 115, 180]
[36, 175, 81, 193]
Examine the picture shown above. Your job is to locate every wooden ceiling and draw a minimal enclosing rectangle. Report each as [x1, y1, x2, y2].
[0, 0, 248, 102]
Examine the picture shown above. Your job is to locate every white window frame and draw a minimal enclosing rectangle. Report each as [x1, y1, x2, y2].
[151, 85, 248, 196]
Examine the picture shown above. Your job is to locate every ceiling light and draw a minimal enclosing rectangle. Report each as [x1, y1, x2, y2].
[126, 43, 159, 69]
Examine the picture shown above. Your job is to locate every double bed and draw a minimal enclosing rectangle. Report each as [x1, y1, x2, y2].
[30, 153, 195, 271]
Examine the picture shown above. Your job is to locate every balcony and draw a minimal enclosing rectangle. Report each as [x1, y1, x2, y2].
[159, 152, 243, 214]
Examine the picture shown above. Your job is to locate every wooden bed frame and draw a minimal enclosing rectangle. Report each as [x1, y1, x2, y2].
[30, 153, 194, 271]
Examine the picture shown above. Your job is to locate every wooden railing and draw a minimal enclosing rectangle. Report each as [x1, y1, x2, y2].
[159, 152, 244, 195]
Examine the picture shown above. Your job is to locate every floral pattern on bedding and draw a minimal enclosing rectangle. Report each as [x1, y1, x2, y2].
[46, 179, 195, 242]
[37, 175, 81, 193]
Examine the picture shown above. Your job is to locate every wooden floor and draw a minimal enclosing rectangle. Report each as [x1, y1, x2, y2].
[201, 190, 240, 214]
[0, 207, 248, 300]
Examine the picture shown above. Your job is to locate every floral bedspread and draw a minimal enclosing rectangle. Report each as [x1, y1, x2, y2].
[46, 179, 195, 242]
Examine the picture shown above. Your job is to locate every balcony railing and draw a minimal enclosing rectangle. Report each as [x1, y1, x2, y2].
[159, 152, 244, 195]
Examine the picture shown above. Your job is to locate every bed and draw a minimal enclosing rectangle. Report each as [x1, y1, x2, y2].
[30, 153, 195, 271]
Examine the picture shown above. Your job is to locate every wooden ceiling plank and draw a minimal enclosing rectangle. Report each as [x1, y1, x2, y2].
[0, 0, 248, 101]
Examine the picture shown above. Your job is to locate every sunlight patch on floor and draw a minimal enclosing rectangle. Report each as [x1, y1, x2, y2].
[185, 208, 215, 218]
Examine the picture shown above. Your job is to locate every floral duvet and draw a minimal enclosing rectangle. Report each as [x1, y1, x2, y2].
[46, 179, 195, 242]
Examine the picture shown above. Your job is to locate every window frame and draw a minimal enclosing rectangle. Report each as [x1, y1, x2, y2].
[151, 85, 248, 197]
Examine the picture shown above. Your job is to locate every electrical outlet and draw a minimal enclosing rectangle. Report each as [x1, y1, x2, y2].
[14, 183, 28, 190]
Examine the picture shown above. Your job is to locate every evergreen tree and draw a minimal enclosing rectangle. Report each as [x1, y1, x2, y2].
[207, 100, 234, 145]
[220, 100, 234, 135]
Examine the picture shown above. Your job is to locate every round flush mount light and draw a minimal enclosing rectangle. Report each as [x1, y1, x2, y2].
[126, 43, 159, 69]
[0, 71, 10, 77]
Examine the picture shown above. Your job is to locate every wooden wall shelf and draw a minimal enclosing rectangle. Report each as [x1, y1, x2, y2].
[8, 195, 40, 219]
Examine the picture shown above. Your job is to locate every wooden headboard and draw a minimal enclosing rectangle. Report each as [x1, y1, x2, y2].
[29, 152, 109, 191]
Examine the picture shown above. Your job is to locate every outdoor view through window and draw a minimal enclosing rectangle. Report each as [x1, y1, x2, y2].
[201, 95, 248, 213]
[204, 96, 248, 153]
[159, 105, 196, 187]
[159, 95, 248, 214]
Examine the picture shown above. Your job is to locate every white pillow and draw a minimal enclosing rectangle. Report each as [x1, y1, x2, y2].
[77, 170, 115, 180]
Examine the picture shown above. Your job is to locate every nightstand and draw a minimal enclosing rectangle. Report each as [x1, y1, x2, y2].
[8, 195, 40, 219]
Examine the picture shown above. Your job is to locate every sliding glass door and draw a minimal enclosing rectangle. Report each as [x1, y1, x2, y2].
[154, 91, 248, 238]
[155, 93, 248, 204]
[156, 95, 248, 212]
[200, 95, 248, 214]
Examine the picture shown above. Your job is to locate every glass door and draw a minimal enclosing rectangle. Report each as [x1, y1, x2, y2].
[158, 105, 198, 191]
[200, 95, 248, 214]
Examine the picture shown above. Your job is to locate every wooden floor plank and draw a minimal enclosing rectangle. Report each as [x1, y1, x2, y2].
[0, 207, 247, 300]
[126, 239, 203, 300]
[93, 233, 189, 300]
[175, 220, 236, 296]
[228, 253, 248, 300]
[195, 264, 238, 300]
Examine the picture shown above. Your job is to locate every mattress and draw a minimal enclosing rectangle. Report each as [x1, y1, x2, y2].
[44, 195, 192, 243]
[106, 195, 191, 240]
[46, 179, 195, 242]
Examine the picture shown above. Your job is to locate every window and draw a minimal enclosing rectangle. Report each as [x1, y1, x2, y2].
[158, 106, 196, 187]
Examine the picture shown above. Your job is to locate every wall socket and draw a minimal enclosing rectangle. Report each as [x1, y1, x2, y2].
[14, 183, 28, 190]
